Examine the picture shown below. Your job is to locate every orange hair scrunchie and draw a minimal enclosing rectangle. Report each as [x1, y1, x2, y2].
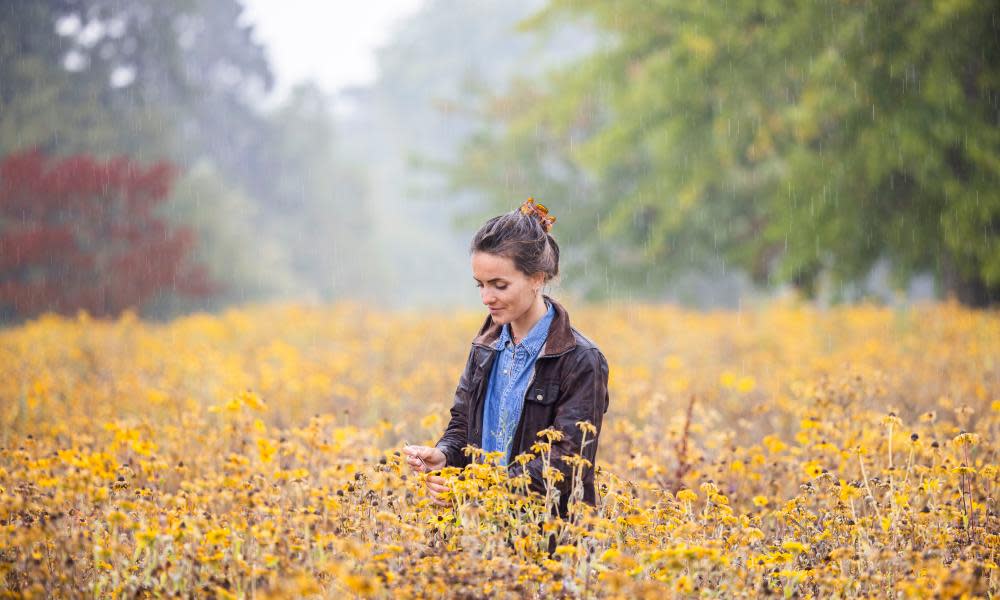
[519, 197, 556, 233]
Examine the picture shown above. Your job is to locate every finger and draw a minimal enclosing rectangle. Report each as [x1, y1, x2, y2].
[414, 446, 437, 460]
[427, 483, 450, 495]
[425, 477, 447, 490]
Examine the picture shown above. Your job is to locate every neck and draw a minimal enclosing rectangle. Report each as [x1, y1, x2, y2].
[510, 295, 548, 343]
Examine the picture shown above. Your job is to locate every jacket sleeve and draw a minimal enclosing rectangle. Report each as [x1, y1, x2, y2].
[520, 347, 610, 501]
[434, 346, 476, 469]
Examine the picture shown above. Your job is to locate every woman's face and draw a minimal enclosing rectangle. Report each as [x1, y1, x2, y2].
[471, 251, 544, 325]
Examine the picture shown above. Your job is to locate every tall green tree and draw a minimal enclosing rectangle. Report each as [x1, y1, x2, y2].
[1, 2, 382, 312]
[153, 161, 299, 316]
[262, 84, 376, 301]
[452, 0, 1000, 305]
[341, 0, 592, 306]
[0, 2, 153, 156]
[0, 0, 272, 164]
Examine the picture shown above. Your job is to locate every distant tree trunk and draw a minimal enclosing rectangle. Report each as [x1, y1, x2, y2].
[940, 252, 998, 307]
[790, 265, 822, 301]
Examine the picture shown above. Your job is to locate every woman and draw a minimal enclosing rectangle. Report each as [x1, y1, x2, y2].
[403, 199, 610, 517]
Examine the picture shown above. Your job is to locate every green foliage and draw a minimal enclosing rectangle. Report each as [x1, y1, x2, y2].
[262, 84, 378, 301]
[349, 0, 592, 307]
[0, 2, 383, 313]
[151, 162, 299, 316]
[0, 3, 165, 157]
[451, 0, 1000, 304]
[0, 0, 269, 162]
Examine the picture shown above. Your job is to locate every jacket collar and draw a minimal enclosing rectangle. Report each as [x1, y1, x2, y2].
[493, 300, 554, 354]
[472, 294, 576, 357]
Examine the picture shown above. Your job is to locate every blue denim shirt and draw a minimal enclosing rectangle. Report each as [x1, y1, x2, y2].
[481, 299, 555, 465]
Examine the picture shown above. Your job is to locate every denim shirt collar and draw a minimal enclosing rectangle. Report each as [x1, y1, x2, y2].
[493, 299, 555, 353]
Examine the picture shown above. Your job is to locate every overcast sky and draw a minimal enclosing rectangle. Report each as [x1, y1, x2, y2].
[241, 0, 426, 100]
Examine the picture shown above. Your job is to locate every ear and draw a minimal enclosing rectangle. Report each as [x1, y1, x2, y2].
[531, 271, 546, 290]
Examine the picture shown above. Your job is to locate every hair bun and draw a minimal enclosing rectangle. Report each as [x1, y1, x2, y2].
[519, 197, 556, 233]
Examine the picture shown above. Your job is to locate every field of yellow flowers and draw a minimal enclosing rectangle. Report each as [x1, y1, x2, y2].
[1, 298, 997, 598]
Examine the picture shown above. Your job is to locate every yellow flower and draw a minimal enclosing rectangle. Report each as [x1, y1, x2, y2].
[537, 428, 564, 442]
[599, 548, 621, 563]
[257, 438, 277, 464]
[762, 435, 787, 454]
[881, 413, 903, 428]
[719, 371, 737, 388]
[419, 412, 441, 430]
[136, 527, 158, 548]
[663, 354, 684, 370]
[952, 464, 977, 476]
[205, 527, 230, 546]
[342, 573, 378, 595]
[952, 432, 980, 447]
[736, 376, 757, 393]
[4, 295, 998, 597]
[676, 489, 698, 503]
[213, 587, 238, 600]
[238, 389, 267, 412]
[879, 516, 892, 532]
[802, 460, 823, 478]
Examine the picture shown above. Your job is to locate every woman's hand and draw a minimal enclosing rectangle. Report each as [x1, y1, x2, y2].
[401, 444, 446, 473]
[401, 444, 450, 506]
[422, 474, 451, 507]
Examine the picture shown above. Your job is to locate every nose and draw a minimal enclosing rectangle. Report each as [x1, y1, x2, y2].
[480, 288, 496, 306]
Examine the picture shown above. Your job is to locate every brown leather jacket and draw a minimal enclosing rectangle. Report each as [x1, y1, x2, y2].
[435, 295, 610, 515]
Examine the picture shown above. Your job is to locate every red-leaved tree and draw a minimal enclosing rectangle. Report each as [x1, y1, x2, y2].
[0, 149, 215, 320]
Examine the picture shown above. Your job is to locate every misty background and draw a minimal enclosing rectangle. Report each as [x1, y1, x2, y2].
[0, 0, 996, 324]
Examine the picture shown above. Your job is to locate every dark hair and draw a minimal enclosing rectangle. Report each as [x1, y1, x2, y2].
[470, 208, 560, 282]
